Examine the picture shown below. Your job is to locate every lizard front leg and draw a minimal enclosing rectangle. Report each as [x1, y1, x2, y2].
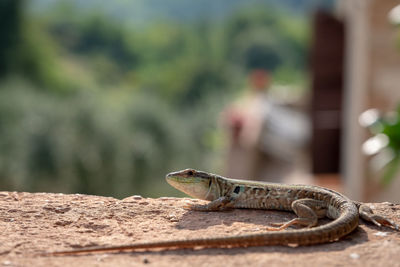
[267, 199, 327, 231]
[185, 196, 236, 211]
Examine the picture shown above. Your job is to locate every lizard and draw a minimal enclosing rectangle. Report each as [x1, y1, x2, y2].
[44, 168, 399, 255]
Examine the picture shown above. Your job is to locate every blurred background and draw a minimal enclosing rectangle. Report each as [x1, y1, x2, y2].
[1, 0, 400, 202]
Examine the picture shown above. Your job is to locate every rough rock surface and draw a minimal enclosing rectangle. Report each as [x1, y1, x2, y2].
[0, 192, 399, 266]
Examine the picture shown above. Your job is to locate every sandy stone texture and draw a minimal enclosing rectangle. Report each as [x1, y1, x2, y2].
[0, 191, 399, 266]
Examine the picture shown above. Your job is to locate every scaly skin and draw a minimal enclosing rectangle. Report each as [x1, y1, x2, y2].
[45, 169, 399, 256]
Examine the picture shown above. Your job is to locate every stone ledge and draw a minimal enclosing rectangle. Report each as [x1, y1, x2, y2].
[0, 192, 399, 266]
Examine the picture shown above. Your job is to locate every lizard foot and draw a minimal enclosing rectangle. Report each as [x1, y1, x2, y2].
[365, 214, 399, 231]
[359, 204, 399, 231]
[266, 222, 289, 230]
[266, 218, 314, 231]
[266, 226, 284, 231]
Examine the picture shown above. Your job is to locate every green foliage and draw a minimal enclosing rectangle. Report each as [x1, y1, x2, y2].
[0, 0, 75, 92]
[366, 106, 400, 185]
[0, 0, 24, 76]
[223, 7, 308, 73]
[0, 3, 310, 197]
[0, 78, 222, 197]
[51, 14, 140, 71]
[379, 107, 400, 185]
[39, 5, 308, 98]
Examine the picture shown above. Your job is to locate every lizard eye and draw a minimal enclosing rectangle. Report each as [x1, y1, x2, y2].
[233, 186, 241, 194]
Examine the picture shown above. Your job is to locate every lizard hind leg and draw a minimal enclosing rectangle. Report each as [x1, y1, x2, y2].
[267, 199, 327, 231]
[359, 204, 399, 231]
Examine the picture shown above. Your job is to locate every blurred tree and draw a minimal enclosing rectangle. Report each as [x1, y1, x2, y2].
[363, 106, 400, 185]
[0, 0, 24, 77]
[223, 7, 308, 76]
[0, 2, 310, 197]
[51, 14, 140, 71]
[0, 0, 74, 92]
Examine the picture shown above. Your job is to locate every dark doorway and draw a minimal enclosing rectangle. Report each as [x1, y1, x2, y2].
[310, 10, 345, 174]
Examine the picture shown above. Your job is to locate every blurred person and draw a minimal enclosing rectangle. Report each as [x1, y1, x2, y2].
[222, 69, 272, 180]
[222, 69, 310, 182]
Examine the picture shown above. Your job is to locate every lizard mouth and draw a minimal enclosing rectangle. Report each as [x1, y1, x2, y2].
[165, 169, 213, 200]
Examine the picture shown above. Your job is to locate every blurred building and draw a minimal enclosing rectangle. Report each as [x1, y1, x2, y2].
[222, 1, 400, 202]
[310, 10, 344, 176]
[337, 0, 400, 202]
[298, 0, 400, 202]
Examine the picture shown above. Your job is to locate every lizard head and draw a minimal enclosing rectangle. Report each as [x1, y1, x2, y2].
[166, 169, 219, 201]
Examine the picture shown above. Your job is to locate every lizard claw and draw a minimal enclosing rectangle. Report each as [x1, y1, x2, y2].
[371, 215, 399, 231]
[269, 222, 285, 227]
[266, 222, 290, 231]
[266, 226, 284, 231]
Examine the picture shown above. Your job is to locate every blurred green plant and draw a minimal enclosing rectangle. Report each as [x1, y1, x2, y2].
[0, 78, 224, 197]
[0, 0, 76, 93]
[361, 106, 400, 185]
[222, 8, 308, 78]
[0, 2, 310, 197]
[40, 5, 308, 98]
